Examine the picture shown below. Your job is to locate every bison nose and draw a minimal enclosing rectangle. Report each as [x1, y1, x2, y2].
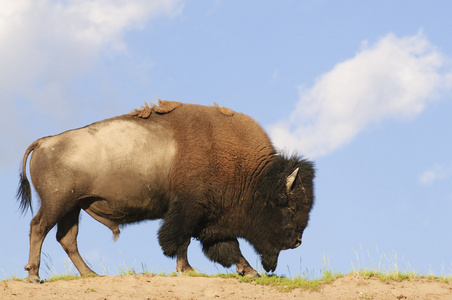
[292, 237, 302, 249]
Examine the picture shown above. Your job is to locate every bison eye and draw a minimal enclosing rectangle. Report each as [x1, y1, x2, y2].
[277, 193, 288, 206]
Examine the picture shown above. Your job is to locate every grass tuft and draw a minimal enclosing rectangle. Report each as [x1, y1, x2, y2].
[42, 252, 79, 282]
[351, 244, 423, 282]
[249, 274, 322, 291]
[320, 253, 344, 283]
[1, 269, 24, 282]
[320, 269, 344, 284]
[45, 273, 80, 282]
[181, 271, 209, 277]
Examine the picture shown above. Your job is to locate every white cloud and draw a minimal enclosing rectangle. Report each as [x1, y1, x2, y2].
[419, 164, 451, 185]
[0, 0, 183, 96]
[269, 32, 452, 158]
[0, 0, 183, 168]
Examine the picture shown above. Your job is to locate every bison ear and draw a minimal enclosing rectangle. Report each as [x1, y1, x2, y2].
[286, 167, 299, 192]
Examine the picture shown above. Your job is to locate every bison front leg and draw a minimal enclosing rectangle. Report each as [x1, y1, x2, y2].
[158, 201, 203, 273]
[236, 255, 260, 278]
[175, 239, 195, 273]
[201, 239, 260, 278]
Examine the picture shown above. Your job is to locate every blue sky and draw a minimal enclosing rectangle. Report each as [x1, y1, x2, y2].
[1, 0, 451, 279]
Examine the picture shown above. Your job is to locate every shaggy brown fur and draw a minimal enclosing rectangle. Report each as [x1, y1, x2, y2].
[129, 102, 153, 118]
[129, 100, 183, 118]
[153, 99, 183, 114]
[214, 102, 235, 116]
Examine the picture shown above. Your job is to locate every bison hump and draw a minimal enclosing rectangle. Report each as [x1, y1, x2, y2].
[153, 100, 183, 114]
[214, 102, 235, 116]
[129, 100, 183, 118]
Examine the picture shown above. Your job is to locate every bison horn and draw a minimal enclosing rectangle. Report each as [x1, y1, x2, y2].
[286, 167, 299, 192]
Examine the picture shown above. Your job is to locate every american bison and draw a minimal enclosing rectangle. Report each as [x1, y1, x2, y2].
[17, 100, 315, 283]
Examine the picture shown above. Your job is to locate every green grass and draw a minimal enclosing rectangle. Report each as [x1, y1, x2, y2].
[148, 270, 343, 291]
[350, 245, 452, 283]
[41, 252, 80, 282]
[2, 247, 451, 290]
[2, 268, 451, 292]
[1, 273, 23, 282]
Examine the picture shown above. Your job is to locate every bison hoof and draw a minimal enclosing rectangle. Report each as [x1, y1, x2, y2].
[178, 267, 195, 273]
[238, 270, 260, 278]
[25, 275, 41, 283]
[176, 263, 195, 273]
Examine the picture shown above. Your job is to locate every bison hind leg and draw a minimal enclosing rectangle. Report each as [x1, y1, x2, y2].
[56, 208, 97, 277]
[25, 207, 60, 282]
[81, 202, 121, 241]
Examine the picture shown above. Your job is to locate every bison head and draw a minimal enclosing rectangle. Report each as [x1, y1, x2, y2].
[253, 155, 315, 272]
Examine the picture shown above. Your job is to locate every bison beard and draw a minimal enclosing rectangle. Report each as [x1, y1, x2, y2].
[16, 101, 315, 282]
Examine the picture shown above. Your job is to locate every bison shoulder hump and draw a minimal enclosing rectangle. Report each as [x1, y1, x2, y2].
[129, 100, 183, 118]
[213, 102, 235, 116]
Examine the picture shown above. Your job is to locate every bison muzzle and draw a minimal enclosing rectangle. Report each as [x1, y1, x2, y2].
[16, 100, 315, 283]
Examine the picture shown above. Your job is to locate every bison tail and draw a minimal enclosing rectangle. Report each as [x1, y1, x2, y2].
[17, 173, 32, 215]
[16, 140, 39, 215]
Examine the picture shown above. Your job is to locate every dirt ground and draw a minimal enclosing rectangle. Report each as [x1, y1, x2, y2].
[1, 273, 451, 300]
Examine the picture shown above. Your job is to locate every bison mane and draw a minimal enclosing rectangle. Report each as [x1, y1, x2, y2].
[260, 153, 315, 207]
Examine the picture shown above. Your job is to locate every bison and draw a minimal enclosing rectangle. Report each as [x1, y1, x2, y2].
[16, 100, 315, 283]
